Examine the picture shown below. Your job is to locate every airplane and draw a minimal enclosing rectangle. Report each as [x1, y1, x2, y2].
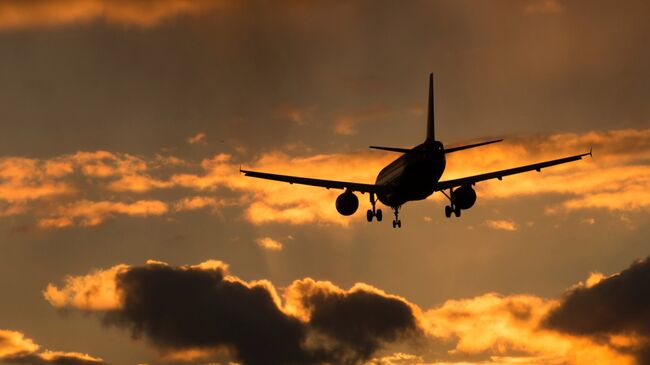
[241, 74, 591, 228]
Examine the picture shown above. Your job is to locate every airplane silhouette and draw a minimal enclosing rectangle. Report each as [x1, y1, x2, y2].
[242, 74, 591, 228]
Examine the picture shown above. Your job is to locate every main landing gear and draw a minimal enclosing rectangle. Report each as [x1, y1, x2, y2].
[442, 188, 461, 218]
[366, 192, 383, 222]
[391, 206, 402, 228]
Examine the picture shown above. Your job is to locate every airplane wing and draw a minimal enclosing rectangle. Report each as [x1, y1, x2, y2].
[240, 169, 392, 194]
[434, 150, 592, 191]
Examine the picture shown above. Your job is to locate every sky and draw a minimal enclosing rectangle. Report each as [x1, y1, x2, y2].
[0, 0, 649, 364]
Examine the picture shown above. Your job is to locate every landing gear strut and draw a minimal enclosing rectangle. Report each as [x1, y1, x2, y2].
[391, 206, 402, 228]
[442, 188, 461, 218]
[366, 192, 383, 222]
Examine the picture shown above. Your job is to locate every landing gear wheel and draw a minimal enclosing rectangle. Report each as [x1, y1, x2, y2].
[367, 209, 373, 222]
[391, 206, 401, 228]
[445, 205, 452, 218]
[454, 205, 461, 217]
[376, 209, 382, 222]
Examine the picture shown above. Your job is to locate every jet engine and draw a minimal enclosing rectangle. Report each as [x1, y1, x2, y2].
[335, 190, 359, 216]
[453, 185, 477, 210]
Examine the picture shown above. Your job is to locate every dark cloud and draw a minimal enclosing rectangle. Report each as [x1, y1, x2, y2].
[545, 257, 650, 363]
[545, 257, 650, 335]
[3, 353, 106, 365]
[301, 286, 420, 363]
[104, 263, 421, 365]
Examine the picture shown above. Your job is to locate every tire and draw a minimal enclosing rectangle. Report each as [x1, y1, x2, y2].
[392, 220, 397, 228]
[397, 220, 402, 228]
[367, 209, 373, 222]
[454, 206, 461, 217]
[445, 205, 452, 218]
[376, 209, 383, 222]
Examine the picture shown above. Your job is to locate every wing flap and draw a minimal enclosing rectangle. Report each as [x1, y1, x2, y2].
[240, 169, 391, 194]
[434, 151, 591, 191]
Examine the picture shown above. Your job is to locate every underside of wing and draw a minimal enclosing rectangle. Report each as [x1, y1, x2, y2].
[240, 169, 392, 194]
[434, 150, 591, 191]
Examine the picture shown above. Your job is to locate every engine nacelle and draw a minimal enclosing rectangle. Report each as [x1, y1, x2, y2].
[453, 185, 477, 210]
[335, 190, 359, 216]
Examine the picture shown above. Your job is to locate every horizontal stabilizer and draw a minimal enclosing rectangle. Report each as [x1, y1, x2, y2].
[444, 139, 503, 154]
[369, 146, 423, 154]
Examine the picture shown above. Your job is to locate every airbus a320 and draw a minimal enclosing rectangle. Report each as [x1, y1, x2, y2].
[242, 74, 591, 228]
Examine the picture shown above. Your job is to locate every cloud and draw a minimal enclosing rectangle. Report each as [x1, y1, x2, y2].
[256, 237, 283, 251]
[545, 257, 650, 362]
[276, 105, 314, 125]
[174, 196, 222, 213]
[178, 128, 650, 225]
[0, 329, 105, 365]
[46, 256, 650, 365]
[187, 132, 207, 145]
[44, 263, 128, 310]
[37, 199, 168, 228]
[45, 260, 423, 365]
[484, 220, 517, 231]
[334, 107, 394, 135]
[0, 128, 647, 228]
[0, 0, 225, 30]
[172, 151, 392, 226]
[422, 293, 634, 365]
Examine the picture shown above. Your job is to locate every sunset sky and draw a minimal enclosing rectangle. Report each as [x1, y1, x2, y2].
[1, 1, 649, 364]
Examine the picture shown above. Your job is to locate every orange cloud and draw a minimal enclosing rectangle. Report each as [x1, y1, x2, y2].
[334, 107, 394, 135]
[43, 260, 231, 311]
[0, 329, 105, 364]
[38, 199, 168, 228]
[172, 151, 392, 226]
[174, 196, 222, 212]
[46, 260, 642, 365]
[422, 293, 634, 365]
[44, 263, 128, 310]
[0, 0, 225, 30]
[0, 128, 646, 228]
[256, 236, 284, 251]
[0, 329, 38, 358]
[484, 220, 518, 231]
[187, 132, 206, 145]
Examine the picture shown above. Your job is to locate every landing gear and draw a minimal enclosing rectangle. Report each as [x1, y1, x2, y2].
[391, 206, 402, 228]
[442, 188, 461, 218]
[366, 193, 383, 222]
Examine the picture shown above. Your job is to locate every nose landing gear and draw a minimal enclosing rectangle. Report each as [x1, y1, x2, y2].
[366, 192, 383, 222]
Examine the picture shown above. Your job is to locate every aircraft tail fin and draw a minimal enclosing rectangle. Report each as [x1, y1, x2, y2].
[426, 73, 435, 142]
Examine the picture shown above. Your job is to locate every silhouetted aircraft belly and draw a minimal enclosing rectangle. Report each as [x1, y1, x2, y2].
[241, 73, 592, 228]
[376, 150, 446, 207]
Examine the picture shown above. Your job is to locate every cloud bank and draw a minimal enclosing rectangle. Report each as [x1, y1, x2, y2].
[46, 260, 421, 365]
[0, 128, 647, 228]
[0, 329, 105, 365]
[0, 0, 225, 30]
[45, 256, 650, 365]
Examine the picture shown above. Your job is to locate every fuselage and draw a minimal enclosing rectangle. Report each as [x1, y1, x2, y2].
[375, 140, 446, 207]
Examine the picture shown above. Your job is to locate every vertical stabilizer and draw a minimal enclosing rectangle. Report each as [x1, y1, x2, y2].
[426, 73, 435, 142]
